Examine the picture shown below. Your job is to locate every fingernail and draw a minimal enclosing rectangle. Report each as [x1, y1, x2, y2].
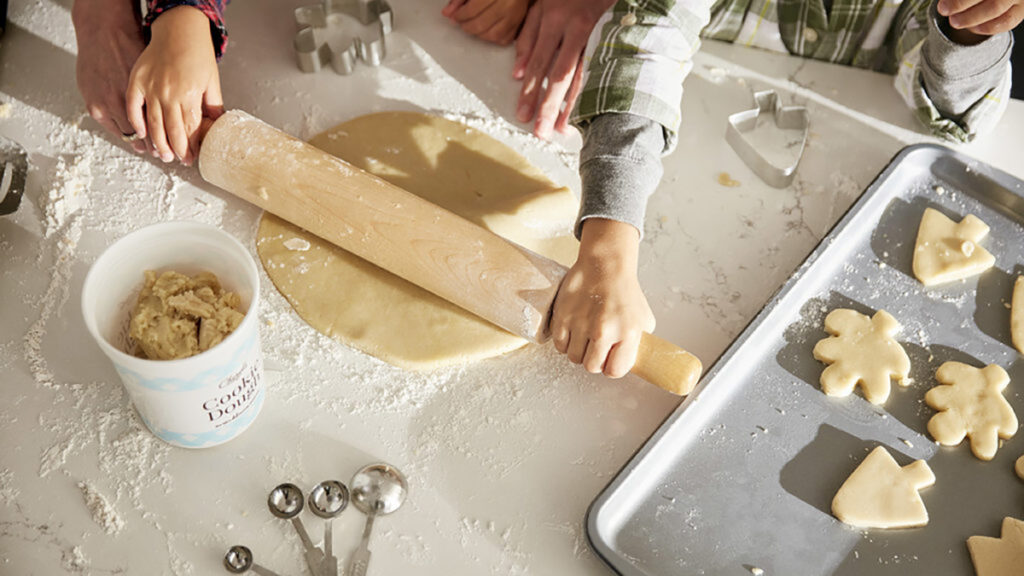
[937, 0, 950, 15]
[948, 14, 961, 27]
[161, 152, 174, 163]
[517, 104, 532, 122]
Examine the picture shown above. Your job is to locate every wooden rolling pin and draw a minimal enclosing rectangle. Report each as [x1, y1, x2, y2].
[198, 111, 703, 395]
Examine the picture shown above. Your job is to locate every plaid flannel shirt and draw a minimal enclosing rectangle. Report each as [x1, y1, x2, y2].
[572, 0, 1011, 144]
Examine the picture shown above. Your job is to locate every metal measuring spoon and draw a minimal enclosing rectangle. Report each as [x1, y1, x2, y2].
[347, 463, 408, 576]
[223, 545, 283, 576]
[308, 480, 349, 576]
[268, 483, 327, 576]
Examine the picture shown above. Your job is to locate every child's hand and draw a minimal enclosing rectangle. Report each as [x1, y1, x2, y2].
[126, 6, 223, 165]
[72, 0, 149, 154]
[513, 0, 616, 139]
[442, 0, 530, 45]
[550, 219, 655, 378]
[938, 0, 1024, 36]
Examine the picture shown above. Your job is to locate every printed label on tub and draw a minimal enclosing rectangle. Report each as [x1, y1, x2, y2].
[203, 358, 261, 427]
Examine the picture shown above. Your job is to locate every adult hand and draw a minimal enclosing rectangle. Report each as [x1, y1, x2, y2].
[549, 218, 655, 378]
[442, 0, 530, 45]
[513, 0, 616, 139]
[72, 0, 149, 154]
[126, 6, 223, 166]
[938, 0, 1024, 36]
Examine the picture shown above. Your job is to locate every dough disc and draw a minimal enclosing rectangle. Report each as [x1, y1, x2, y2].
[256, 112, 579, 370]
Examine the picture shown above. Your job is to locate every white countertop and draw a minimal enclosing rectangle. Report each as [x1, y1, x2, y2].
[2, 0, 1022, 574]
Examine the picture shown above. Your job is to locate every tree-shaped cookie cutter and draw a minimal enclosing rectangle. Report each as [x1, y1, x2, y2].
[725, 90, 809, 189]
[294, 0, 393, 75]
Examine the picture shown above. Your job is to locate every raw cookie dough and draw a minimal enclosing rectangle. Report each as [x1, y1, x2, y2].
[812, 309, 911, 404]
[925, 362, 1018, 461]
[912, 207, 995, 286]
[831, 446, 935, 528]
[967, 517, 1024, 576]
[129, 270, 245, 360]
[1012, 276, 1023, 355]
[257, 112, 579, 370]
[1016, 454, 1024, 481]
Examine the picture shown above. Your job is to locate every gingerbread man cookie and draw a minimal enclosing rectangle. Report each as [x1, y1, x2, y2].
[925, 362, 1018, 461]
[967, 517, 1024, 576]
[812, 309, 911, 405]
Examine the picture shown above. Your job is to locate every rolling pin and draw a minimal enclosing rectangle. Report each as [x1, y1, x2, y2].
[198, 111, 703, 395]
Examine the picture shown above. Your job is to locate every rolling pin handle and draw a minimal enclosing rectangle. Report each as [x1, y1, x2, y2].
[630, 333, 703, 396]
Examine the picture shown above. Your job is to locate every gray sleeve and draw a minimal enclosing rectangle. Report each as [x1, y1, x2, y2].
[576, 113, 668, 240]
[920, 1, 1013, 118]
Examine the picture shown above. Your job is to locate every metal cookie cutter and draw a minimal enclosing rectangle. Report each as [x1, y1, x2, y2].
[725, 90, 809, 189]
[294, 0, 394, 75]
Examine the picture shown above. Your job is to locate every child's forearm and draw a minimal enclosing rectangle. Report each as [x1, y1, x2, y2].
[150, 4, 212, 42]
[144, 0, 228, 58]
[920, 2, 1012, 118]
[576, 113, 665, 240]
[577, 218, 641, 271]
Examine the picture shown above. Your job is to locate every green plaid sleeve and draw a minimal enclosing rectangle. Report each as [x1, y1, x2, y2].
[570, 0, 714, 152]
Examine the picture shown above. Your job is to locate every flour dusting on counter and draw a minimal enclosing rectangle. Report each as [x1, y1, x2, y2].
[78, 481, 125, 535]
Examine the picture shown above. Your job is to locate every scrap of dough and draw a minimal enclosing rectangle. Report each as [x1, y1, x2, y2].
[257, 112, 579, 370]
[1016, 455, 1024, 481]
[1012, 276, 1023, 355]
[925, 362, 1018, 461]
[831, 446, 935, 529]
[967, 517, 1024, 576]
[812, 309, 911, 404]
[912, 207, 995, 286]
[129, 270, 245, 360]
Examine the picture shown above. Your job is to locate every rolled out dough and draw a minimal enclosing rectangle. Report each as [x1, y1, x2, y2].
[257, 112, 579, 369]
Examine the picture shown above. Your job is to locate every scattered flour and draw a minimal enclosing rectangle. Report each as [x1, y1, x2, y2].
[78, 481, 125, 535]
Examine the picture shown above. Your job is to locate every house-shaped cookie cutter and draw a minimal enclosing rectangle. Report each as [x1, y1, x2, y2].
[294, 0, 393, 75]
[725, 90, 809, 189]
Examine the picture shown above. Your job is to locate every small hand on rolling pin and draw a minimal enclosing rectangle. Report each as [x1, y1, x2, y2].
[550, 218, 656, 379]
[71, 0, 225, 163]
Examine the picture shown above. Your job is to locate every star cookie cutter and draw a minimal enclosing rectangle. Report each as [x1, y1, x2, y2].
[725, 90, 809, 189]
[294, 0, 394, 75]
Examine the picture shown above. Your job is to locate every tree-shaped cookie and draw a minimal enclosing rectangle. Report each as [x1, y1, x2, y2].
[831, 446, 935, 528]
[812, 309, 911, 404]
[1012, 276, 1023, 355]
[967, 517, 1024, 576]
[925, 362, 1018, 461]
[912, 208, 995, 286]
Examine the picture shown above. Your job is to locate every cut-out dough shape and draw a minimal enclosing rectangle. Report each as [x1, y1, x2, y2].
[256, 112, 579, 370]
[1016, 455, 1024, 481]
[967, 517, 1024, 576]
[912, 207, 995, 286]
[831, 446, 935, 529]
[812, 309, 911, 404]
[925, 362, 1018, 461]
[1012, 276, 1023, 355]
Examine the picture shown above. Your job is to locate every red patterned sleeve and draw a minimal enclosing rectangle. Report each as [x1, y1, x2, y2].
[143, 0, 229, 59]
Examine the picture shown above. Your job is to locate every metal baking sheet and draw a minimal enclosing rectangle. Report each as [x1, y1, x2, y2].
[587, 144, 1024, 576]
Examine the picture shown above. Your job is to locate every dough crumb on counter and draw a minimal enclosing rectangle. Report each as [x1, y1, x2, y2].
[129, 270, 245, 360]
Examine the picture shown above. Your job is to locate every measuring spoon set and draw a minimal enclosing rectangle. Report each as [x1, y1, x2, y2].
[224, 463, 408, 576]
